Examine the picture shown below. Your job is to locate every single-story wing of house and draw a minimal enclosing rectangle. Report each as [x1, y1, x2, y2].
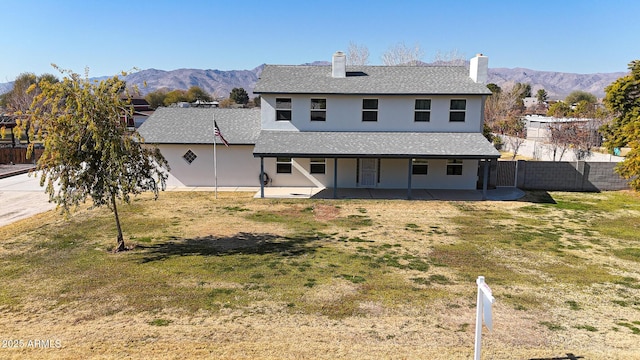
[138, 107, 262, 187]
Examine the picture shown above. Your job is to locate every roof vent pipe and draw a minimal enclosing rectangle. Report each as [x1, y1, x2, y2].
[469, 53, 488, 84]
[332, 51, 346, 78]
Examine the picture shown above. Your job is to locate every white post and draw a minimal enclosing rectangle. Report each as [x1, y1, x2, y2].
[474, 276, 495, 360]
[474, 276, 484, 360]
[213, 115, 218, 200]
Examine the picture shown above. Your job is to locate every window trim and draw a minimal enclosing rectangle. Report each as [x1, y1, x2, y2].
[310, 158, 326, 174]
[362, 98, 378, 122]
[276, 157, 292, 174]
[411, 158, 429, 175]
[414, 99, 431, 122]
[276, 98, 292, 121]
[310, 99, 326, 122]
[446, 159, 463, 175]
[449, 99, 466, 122]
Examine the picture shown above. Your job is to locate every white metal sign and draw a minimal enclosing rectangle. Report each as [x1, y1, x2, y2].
[474, 276, 495, 360]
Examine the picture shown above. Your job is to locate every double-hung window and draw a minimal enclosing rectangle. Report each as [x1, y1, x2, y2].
[310, 99, 326, 121]
[276, 157, 292, 173]
[446, 159, 463, 175]
[414, 99, 431, 122]
[449, 99, 466, 122]
[310, 158, 326, 174]
[362, 99, 378, 122]
[276, 98, 292, 121]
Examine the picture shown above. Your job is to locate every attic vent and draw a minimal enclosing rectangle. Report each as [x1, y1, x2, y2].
[183, 149, 197, 164]
[346, 71, 368, 77]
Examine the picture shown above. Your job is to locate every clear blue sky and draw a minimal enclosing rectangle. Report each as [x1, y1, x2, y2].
[1, 0, 638, 82]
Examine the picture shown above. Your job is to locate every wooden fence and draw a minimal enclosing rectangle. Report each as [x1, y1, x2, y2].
[0, 147, 43, 164]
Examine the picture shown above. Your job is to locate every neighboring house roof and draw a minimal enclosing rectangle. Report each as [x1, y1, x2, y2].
[137, 107, 261, 145]
[253, 131, 500, 159]
[254, 65, 492, 95]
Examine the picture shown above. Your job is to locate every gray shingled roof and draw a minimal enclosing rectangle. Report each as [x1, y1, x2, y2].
[253, 131, 500, 159]
[254, 65, 492, 95]
[138, 107, 261, 144]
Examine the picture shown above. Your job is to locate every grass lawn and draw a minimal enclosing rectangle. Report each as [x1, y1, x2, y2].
[0, 190, 639, 359]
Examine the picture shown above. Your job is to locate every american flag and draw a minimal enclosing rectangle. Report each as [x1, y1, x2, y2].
[214, 120, 229, 147]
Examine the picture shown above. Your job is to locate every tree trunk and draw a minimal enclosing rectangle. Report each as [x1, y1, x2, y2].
[111, 194, 126, 252]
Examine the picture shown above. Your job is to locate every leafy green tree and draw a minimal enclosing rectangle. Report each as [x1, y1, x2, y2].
[512, 83, 531, 98]
[1, 73, 59, 143]
[230, 87, 249, 105]
[486, 83, 501, 94]
[186, 86, 212, 102]
[602, 60, 640, 190]
[163, 89, 188, 106]
[24, 67, 169, 251]
[572, 100, 597, 118]
[252, 95, 261, 107]
[145, 89, 167, 109]
[547, 101, 571, 117]
[536, 89, 548, 104]
[1, 73, 59, 111]
[565, 90, 597, 106]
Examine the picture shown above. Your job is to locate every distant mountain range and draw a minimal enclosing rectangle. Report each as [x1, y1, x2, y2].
[0, 64, 627, 100]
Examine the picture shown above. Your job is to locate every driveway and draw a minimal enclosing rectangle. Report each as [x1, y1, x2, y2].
[0, 170, 56, 227]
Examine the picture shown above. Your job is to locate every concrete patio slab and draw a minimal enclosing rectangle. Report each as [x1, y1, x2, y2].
[257, 186, 526, 201]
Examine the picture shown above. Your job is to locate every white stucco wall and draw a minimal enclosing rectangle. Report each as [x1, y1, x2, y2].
[260, 94, 486, 133]
[379, 159, 478, 189]
[159, 144, 261, 187]
[262, 157, 479, 190]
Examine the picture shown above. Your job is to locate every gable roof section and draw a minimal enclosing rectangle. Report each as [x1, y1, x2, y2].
[254, 65, 492, 95]
[253, 131, 500, 159]
[138, 107, 261, 145]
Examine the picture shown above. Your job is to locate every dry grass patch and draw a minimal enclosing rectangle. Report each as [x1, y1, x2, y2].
[1, 190, 640, 359]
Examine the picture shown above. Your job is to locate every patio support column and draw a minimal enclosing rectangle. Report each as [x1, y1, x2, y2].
[407, 158, 413, 200]
[333, 158, 338, 199]
[260, 157, 265, 198]
[482, 159, 489, 200]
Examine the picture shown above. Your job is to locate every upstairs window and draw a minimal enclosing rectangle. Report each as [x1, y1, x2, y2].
[276, 157, 292, 173]
[310, 99, 326, 121]
[362, 99, 378, 122]
[276, 98, 292, 121]
[414, 99, 431, 122]
[412, 159, 428, 175]
[310, 158, 326, 174]
[446, 159, 463, 175]
[449, 99, 466, 122]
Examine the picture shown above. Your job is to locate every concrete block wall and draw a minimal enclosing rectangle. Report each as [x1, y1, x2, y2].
[507, 161, 630, 191]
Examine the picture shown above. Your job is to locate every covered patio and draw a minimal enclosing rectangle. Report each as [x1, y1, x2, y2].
[253, 131, 501, 200]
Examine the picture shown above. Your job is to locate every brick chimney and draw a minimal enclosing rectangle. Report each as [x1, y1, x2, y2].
[332, 51, 346, 78]
[469, 54, 488, 84]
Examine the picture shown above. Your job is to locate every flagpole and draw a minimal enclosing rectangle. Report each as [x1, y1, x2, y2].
[213, 114, 218, 199]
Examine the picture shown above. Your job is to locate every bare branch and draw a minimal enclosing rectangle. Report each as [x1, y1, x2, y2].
[381, 42, 424, 66]
[346, 42, 370, 66]
[431, 49, 467, 66]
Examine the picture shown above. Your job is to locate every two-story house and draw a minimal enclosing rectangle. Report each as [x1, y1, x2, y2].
[252, 52, 499, 198]
[139, 52, 500, 198]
